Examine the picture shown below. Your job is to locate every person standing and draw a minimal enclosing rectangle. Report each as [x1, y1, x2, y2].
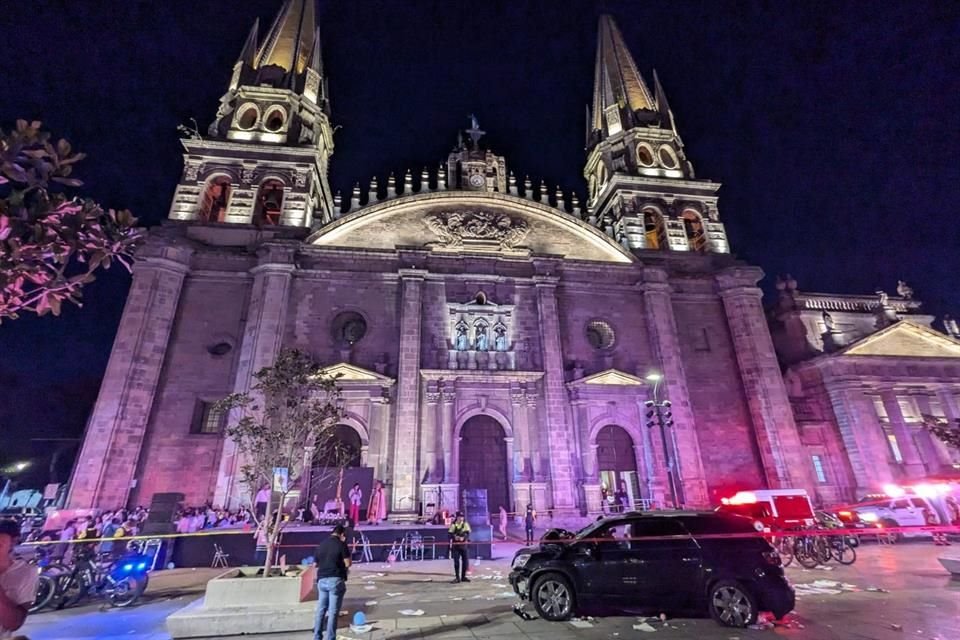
[524, 505, 536, 546]
[255, 485, 271, 520]
[0, 519, 38, 639]
[366, 481, 387, 525]
[348, 483, 362, 526]
[312, 524, 351, 640]
[924, 507, 947, 545]
[498, 506, 508, 540]
[448, 512, 471, 583]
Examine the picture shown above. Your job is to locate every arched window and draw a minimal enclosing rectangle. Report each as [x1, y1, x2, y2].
[682, 209, 707, 252]
[199, 176, 232, 223]
[643, 208, 666, 250]
[254, 179, 285, 225]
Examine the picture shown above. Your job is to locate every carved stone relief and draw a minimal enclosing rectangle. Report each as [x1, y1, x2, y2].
[445, 293, 516, 370]
[424, 210, 530, 251]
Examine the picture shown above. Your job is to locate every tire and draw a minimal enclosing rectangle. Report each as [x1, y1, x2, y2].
[847, 535, 860, 548]
[880, 520, 902, 543]
[56, 573, 87, 610]
[815, 537, 833, 565]
[775, 536, 793, 568]
[109, 575, 148, 608]
[29, 575, 57, 613]
[530, 573, 575, 621]
[708, 580, 759, 628]
[794, 539, 819, 569]
[832, 542, 857, 565]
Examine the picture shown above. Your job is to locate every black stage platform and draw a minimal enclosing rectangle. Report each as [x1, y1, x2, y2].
[170, 522, 493, 568]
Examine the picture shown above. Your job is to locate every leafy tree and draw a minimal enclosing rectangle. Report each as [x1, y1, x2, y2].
[217, 348, 344, 575]
[0, 120, 143, 321]
[922, 414, 960, 450]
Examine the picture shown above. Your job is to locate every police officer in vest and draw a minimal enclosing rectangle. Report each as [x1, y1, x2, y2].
[448, 511, 471, 583]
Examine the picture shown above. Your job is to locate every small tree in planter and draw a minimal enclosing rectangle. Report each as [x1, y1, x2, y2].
[217, 348, 344, 575]
[922, 414, 960, 450]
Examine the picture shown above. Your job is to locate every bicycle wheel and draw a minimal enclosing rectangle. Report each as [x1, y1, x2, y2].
[30, 574, 57, 613]
[832, 541, 857, 565]
[108, 575, 148, 607]
[815, 537, 833, 565]
[794, 539, 819, 569]
[776, 537, 794, 568]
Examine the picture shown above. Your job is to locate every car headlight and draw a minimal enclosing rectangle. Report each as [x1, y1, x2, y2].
[512, 554, 531, 569]
[859, 512, 878, 523]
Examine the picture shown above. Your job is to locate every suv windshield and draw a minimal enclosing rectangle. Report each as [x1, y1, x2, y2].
[575, 518, 624, 540]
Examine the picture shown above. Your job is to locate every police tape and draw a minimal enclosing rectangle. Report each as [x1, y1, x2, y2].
[20, 523, 960, 549]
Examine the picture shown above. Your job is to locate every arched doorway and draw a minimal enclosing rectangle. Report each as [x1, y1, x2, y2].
[596, 425, 640, 511]
[458, 416, 509, 514]
[313, 424, 363, 468]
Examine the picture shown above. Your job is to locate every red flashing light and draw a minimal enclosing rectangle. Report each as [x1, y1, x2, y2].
[727, 491, 758, 505]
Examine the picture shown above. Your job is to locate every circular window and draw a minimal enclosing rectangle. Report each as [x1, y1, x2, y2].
[207, 342, 233, 357]
[331, 311, 368, 346]
[658, 145, 679, 169]
[637, 144, 655, 167]
[264, 107, 286, 132]
[237, 105, 258, 130]
[585, 320, 616, 350]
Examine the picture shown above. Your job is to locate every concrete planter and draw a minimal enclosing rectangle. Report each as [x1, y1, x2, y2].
[167, 566, 318, 639]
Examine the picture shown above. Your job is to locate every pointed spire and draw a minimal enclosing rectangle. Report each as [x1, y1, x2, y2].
[238, 18, 260, 66]
[257, 0, 317, 74]
[652, 69, 677, 135]
[308, 26, 323, 76]
[591, 15, 656, 137]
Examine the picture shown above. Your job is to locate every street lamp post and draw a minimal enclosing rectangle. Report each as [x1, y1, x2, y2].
[644, 374, 683, 509]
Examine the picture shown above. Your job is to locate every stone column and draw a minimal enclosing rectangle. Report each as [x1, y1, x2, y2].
[391, 269, 425, 516]
[936, 390, 960, 464]
[440, 384, 456, 482]
[368, 392, 392, 481]
[510, 384, 532, 481]
[423, 385, 440, 483]
[881, 391, 924, 477]
[717, 267, 814, 492]
[641, 268, 708, 506]
[212, 244, 296, 508]
[67, 245, 192, 508]
[533, 274, 577, 510]
[914, 395, 951, 469]
[826, 384, 895, 493]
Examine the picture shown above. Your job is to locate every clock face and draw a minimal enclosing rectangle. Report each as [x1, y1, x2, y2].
[469, 174, 485, 188]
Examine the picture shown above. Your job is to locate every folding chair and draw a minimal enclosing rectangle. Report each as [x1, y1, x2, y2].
[211, 543, 230, 568]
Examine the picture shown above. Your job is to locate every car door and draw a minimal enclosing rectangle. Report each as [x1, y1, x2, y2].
[574, 519, 636, 603]
[622, 518, 702, 611]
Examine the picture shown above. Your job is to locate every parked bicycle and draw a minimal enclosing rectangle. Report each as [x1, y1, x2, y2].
[45, 546, 151, 609]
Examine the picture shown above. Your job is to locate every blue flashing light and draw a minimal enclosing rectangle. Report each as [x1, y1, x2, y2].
[137, 562, 147, 570]
[123, 564, 134, 572]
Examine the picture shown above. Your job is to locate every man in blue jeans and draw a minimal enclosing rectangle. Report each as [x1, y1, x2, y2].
[313, 523, 351, 640]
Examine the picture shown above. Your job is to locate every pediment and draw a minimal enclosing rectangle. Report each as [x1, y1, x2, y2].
[307, 192, 633, 263]
[572, 369, 648, 386]
[842, 321, 960, 359]
[319, 362, 394, 383]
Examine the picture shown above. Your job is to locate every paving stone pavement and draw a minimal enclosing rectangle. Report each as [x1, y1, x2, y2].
[19, 541, 960, 640]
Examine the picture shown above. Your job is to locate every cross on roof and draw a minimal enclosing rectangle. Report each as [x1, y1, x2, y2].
[466, 114, 485, 149]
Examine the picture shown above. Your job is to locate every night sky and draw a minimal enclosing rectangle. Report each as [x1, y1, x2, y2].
[1, 1, 958, 478]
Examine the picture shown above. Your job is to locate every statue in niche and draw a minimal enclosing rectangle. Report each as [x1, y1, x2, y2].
[454, 323, 469, 351]
[475, 325, 489, 351]
[822, 310, 837, 332]
[494, 325, 508, 351]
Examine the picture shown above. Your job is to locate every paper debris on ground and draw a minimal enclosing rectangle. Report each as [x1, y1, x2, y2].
[363, 585, 377, 590]
[568, 619, 593, 628]
[398, 609, 425, 616]
[865, 586, 889, 593]
[494, 592, 516, 598]
[386, 592, 404, 597]
[633, 622, 657, 632]
[364, 601, 378, 606]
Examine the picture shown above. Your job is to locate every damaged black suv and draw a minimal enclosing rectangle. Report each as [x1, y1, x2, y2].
[509, 511, 794, 627]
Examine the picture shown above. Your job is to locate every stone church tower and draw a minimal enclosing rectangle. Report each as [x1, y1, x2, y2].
[68, 2, 817, 515]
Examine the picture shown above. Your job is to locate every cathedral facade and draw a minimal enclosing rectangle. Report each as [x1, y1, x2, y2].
[68, 1, 958, 517]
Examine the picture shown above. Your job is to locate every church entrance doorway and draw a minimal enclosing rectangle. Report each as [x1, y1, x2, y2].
[458, 416, 510, 516]
[596, 425, 640, 511]
[309, 424, 370, 521]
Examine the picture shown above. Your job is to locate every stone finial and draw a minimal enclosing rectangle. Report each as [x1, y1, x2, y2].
[368, 176, 378, 203]
[508, 172, 518, 196]
[943, 315, 960, 338]
[333, 190, 342, 210]
[349, 183, 361, 211]
[524, 176, 533, 199]
[438, 164, 447, 190]
[421, 167, 430, 192]
[387, 173, 397, 199]
[536, 179, 546, 203]
[555, 186, 564, 209]
[403, 169, 413, 194]
[571, 193, 581, 218]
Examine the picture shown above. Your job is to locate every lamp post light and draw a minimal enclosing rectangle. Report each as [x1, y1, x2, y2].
[644, 374, 683, 509]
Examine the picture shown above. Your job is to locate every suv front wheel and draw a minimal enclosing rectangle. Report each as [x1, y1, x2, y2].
[708, 580, 759, 627]
[531, 573, 575, 621]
